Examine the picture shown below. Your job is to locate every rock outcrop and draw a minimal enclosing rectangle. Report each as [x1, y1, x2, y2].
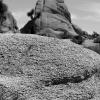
[20, 0, 92, 43]
[0, 0, 19, 33]
[20, 0, 80, 39]
[34, 0, 79, 38]
[0, 34, 100, 99]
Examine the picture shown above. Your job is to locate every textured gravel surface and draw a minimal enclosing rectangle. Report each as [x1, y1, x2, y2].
[0, 34, 100, 99]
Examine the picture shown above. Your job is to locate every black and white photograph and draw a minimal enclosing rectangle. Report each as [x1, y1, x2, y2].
[0, 0, 100, 99]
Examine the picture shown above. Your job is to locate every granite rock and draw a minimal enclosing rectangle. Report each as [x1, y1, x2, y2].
[0, 34, 100, 99]
[34, 0, 78, 38]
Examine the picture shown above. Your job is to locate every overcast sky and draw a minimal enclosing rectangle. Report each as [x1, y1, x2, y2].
[4, 0, 100, 34]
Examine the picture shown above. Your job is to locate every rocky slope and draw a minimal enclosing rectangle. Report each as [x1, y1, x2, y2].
[0, 34, 100, 99]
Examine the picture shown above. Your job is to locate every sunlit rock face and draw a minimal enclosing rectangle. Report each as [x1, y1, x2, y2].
[20, 0, 79, 39]
[0, 34, 100, 99]
[35, 0, 79, 37]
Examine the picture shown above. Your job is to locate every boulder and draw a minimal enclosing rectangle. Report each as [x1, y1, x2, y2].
[82, 39, 100, 54]
[92, 31, 100, 39]
[35, 0, 71, 22]
[94, 36, 100, 43]
[0, 1, 19, 33]
[0, 34, 100, 99]
[33, 0, 78, 38]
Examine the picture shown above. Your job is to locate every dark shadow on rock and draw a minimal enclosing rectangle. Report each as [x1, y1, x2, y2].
[44, 69, 97, 87]
[20, 20, 35, 34]
[20, 9, 41, 34]
[71, 35, 85, 45]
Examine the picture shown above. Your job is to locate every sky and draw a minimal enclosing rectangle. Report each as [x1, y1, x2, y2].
[4, 0, 100, 34]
